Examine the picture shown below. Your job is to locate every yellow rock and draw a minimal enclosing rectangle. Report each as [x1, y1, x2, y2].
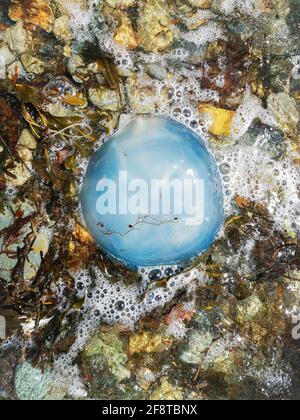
[18, 129, 37, 150]
[199, 104, 235, 136]
[138, 0, 174, 52]
[9, 0, 54, 32]
[186, 17, 207, 31]
[89, 86, 121, 111]
[32, 231, 49, 256]
[73, 224, 95, 245]
[17, 145, 33, 162]
[63, 45, 72, 58]
[53, 16, 73, 42]
[21, 53, 45, 74]
[188, 0, 212, 7]
[114, 21, 138, 50]
[5, 161, 32, 187]
[63, 94, 88, 107]
[128, 331, 172, 355]
[54, 0, 89, 17]
[150, 378, 183, 400]
[106, 0, 136, 7]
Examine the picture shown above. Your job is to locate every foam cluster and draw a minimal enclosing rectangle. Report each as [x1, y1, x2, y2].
[219, 144, 300, 232]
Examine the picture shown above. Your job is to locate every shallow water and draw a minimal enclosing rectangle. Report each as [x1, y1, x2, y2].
[0, 0, 300, 401]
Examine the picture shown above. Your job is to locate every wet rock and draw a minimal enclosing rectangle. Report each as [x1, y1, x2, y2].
[252, 14, 294, 56]
[150, 378, 183, 400]
[236, 293, 263, 324]
[5, 161, 32, 187]
[184, 45, 207, 65]
[0, 253, 17, 282]
[67, 54, 89, 84]
[267, 92, 300, 136]
[180, 331, 214, 365]
[135, 367, 156, 391]
[291, 56, 300, 99]
[18, 129, 37, 150]
[105, 0, 136, 7]
[53, 16, 73, 43]
[15, 362, 50, 400]
[126, 75, 158, 113]
[174, 0, 194, 15]
[144, 63, 168, 81]
[0, 46, 16, 78]
[0, 199, 37, 280]
[14, 362, 65, 400]
[226, 18, 253, 41]
[272, 0, 291, 19]
[188, 0, 212, 8]
[128, 332, 172, 355]
[46, 102, 82, 118]
[9, 0, 54, 33]
[240, 122, 286, 160]
[83, 331, 130, 382]
[21, 53, 45, 75]
[114, 18, 138, 50]
[5, 130, 37, 187]
[199, 104, 235, 137]
[264, 18, 293, 56]
[7, 61, 25, 80]
[287, 0, 300, 50]
[5, 22, 31, 55]
[101, 111, 120, 131]
[231, 89, 275, 140]
[269, 57, 293, 93]
[24, 230, 50, 280]
[138, 0, 174, 52]
[89, 86, 121, 111]
[17, 145, 33, 162]
[212, 0, 239, 15]
[201, 335, 244, 376]
[0, 206, 12, 232]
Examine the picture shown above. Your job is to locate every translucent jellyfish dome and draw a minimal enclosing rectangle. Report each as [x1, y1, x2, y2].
[80, 116, 224, 269]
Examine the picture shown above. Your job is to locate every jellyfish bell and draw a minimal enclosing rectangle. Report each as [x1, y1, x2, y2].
[80, 116, 224, 269]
